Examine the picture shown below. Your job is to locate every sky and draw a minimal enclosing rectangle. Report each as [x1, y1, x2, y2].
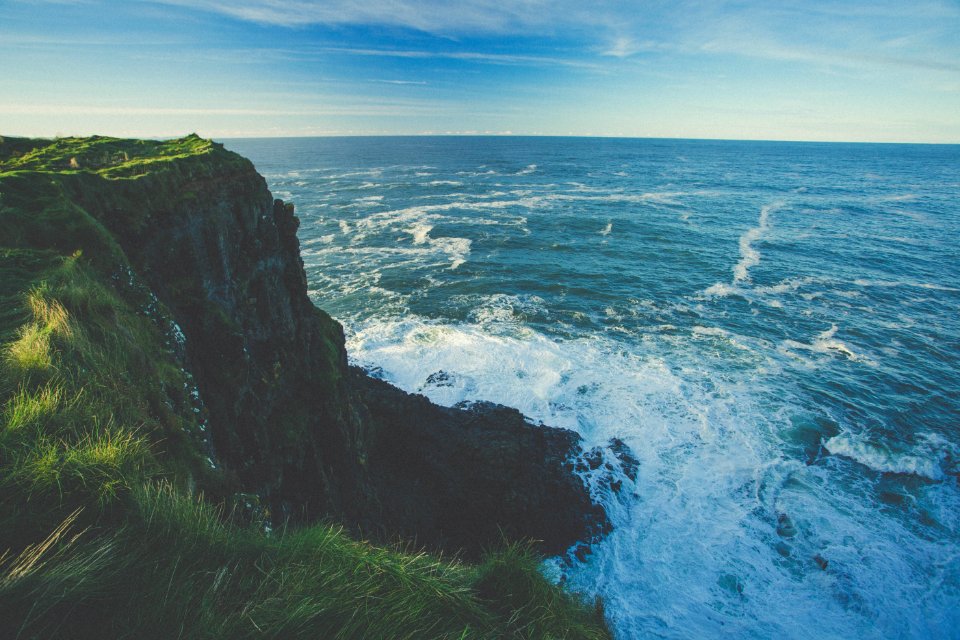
[1, 0, 959, 142]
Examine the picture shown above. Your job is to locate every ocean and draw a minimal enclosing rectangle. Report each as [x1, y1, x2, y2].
[223, 136, 960, 639]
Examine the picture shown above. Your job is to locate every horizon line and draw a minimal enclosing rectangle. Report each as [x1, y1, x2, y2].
[216, 133, 960, 145]
[3, 131, 958, 146]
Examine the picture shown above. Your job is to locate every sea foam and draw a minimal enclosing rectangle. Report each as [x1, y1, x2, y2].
[733, 202, 781, 284]
[824, 432, 952, 481]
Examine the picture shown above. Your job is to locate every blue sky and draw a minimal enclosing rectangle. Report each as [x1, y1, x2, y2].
[2, 0, 958, 142]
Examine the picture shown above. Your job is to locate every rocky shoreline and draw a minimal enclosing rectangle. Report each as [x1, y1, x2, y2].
[59, 136, 632, 558]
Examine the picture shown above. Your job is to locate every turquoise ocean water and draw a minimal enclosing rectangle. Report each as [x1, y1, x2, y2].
[224, 137, 960, 639]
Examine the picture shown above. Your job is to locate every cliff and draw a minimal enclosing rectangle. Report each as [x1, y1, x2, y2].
[37, 134, 617, 555]
[0, 134, 629, 638]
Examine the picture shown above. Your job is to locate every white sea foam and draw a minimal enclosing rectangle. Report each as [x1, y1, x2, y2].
[345, 313, 958, 638]
[702, 202, 784, 297]
[691, 326, 756, 352]
[824, 432, 951, 481]
[335, 229, 469, 270]
[326, 169, 384, 179]
[407, 223, 432, 245]
[853, 279, 960, 293]
[692, 325, 730, 337]
[345, 315, 728, 444]
[876, 193, 919, 202]
[430, 236, 472, 269]
[854, 278, 901, 288]
[347, 200, 532, 246]
[779, 324, 868, 364]
[702, 282, 739, 297]
[423, 180, 463, 186]
[516, 163, 538, 175]
[391, 189, 694, 215]
[753, 276, 822, 296]
[733, 202, 781, 284]
[917, 283, 960, 292]
[462, 293, 548, 326]
[600, 222, 613, 236]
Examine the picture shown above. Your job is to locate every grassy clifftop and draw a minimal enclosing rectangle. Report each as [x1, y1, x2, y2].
[0, 135, 609, 639]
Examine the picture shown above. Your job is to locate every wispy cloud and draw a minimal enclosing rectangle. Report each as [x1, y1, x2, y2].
[149, 0, 584, 33]
[373, 79, 429, 86]
[0, 103, 450, 117]
[314, 46, 600, 70]
[693, 15, 960, 75]
[147, 0, 960, 76]
[0, 32, 185, 47]
[602, 37, 641, 59]
[600, 36, 672, 59]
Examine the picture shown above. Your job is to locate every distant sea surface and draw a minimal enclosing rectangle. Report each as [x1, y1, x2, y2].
[224, 136, 960, 639]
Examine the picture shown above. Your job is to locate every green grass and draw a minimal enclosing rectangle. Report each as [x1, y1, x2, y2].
[0, 133, 214, 173]
[0, 135, 610, 639]
[0, 486, 608, 639]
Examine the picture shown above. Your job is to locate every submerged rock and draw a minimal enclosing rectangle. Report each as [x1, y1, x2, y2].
[424, 369, 456, 387]
[609, 437, 640, 481]
[776, 513, 798, 538]
[718, 573, 745, 596]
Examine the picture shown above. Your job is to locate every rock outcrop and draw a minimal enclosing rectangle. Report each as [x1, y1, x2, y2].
[58, 136, 620, 557]
[354, 375, 609, 555]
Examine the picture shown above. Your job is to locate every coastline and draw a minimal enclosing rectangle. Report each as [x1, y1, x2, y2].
[0, 133, 620, 638]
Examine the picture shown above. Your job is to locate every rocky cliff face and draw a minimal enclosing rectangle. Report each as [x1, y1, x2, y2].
[63, 137, 622, 557]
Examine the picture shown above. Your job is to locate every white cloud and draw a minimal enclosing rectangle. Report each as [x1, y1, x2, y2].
[313, 46, 600, 70]
[145, 0, 959, 75]
[601, 36, 672, 58]
[149, 0, 574, 33]
[0, 103, 448, 117]
[373, 79, 429, 85]
[603, 37, 640, 58]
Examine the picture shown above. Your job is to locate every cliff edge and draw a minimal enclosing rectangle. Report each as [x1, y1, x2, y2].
[0, 134, 623, 559]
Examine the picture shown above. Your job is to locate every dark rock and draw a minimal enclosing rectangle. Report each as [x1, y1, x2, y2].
[814, 554, 829, 570]
[574, 544, 592, 562]
[365, 365, 386, 379]
[583, 448, 604, 471]
[609, 437, 639, 481]
[353, 373, 609, 557]
[424, 370, 455, 387]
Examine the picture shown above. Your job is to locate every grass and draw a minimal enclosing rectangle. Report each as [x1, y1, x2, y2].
[0, 133, 216, 174]
[0, 135, 610, 639]
[0, 487, 608, 639]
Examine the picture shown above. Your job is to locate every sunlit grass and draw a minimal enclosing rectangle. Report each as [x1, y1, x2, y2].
[5, 323, 54, 375]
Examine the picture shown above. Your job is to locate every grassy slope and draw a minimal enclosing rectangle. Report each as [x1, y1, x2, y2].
[0, 135, 609, 639]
